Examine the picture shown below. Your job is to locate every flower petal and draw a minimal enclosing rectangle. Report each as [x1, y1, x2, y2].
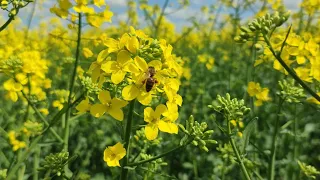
[158, 120, 178, 134]
[90, 104, 106, 117]
[137, 91, 152, 105]
[134, 56, 148, 71]
[111, 142, 126, 159]
[108, 107, 124, 121]
[111, 70, 126, 84]
[122, 84, 139, 100]
[117, 50, 131, 65]
[99, 90, 111, 104]
[111, 98, 128, 109]
[107, 159, 120, 167]
[148, 60, 162, 71]
[101, 61, 117, 73]
[154, 104, 167, 118]
[97, 49, 109, 63]
[144, 107, 155, 123]
[145, 124, 158, 140]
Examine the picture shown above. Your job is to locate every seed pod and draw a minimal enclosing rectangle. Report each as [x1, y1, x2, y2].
[252, 21, 261, 30]
[249, 25, 256, 31]
[240, 26, 251, 33]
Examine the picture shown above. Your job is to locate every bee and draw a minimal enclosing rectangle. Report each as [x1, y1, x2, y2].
[143, 66, 158, 92]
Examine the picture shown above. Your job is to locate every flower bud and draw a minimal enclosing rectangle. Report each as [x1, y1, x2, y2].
[9, 8, 17, 16]
[200, 146, 209, 152]
[240, 26, 251, 33]
[1, 0, 8, 9]
[205, 140, 218, 144]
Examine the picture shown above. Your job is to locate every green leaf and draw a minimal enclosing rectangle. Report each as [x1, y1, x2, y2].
[240, 117, 258, 154]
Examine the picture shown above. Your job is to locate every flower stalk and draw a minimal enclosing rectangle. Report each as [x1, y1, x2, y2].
[262, 26, 320, 102]
[120, 100, 135, 180]
[268, 97, 284, 180]
[227, 120, 251, 180]
[128, 138, 194, 167]
[64, 13, 82, 152]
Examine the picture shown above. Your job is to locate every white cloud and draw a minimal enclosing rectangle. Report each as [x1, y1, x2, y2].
[283, 0, 301, 11]
[108, 0, 127, 8]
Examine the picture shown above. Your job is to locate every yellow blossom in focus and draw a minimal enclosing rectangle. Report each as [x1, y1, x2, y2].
[144, 104, 178, 140]
[76, 97, 91, 114]
[90, 90, 128, 120]
[101, 50, 132, 84]
[103, 142, 126, 167]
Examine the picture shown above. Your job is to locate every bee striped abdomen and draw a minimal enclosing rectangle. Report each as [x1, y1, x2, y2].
[145, 77, 155, 92]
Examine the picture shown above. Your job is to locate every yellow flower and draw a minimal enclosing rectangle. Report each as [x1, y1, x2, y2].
[304, 38, 319, 56]
[39, 108, 49, 115]
[255, 88, 271, 106]
[8, 131, 26, 151]
[73, 0, 92, 13]
[76, 97, 91, 114]
[294, 67, 313, 82]
[230, 120, 237, 127]
[144, 104, 178, 140]
[53, 100, 64, 110]
[126, 36, 139, 54]
[247, 82, 261, 97]
[4, 79, 23, 102]
[103, 142, 126, 167]
[83, 48, 93, 58]
[103, 34, 129, 53]
[89, 49, 110, 83]
[93, 0, 105, 8]
[307, 92, 320, 105]
[90, 90, 128, 121]
[248, 82, 271, 106]
[121, 57, 162, 105]
[86, 7, 113, 27]
[101, 50, 132, 84]
[310, 56, 320, 81]
[122, 83, 153, 105]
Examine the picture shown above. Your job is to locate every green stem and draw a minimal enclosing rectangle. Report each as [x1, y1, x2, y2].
[33, 145, 40, 180]
[20, 90, 63, 143]
[263, 30, 320, 102]
[7, 136, 42, 179]
[227, 121, 251, 180]
[154, 0, 169, 37]
[64, 13, 82, 152]
[268, 97, 284, 180]
[128, 138, 193, 167]
[23, 75, 31, 121]
[120, 100, 135, 180]
[18, 164, 25, 180]
[6, 95, 84, 179]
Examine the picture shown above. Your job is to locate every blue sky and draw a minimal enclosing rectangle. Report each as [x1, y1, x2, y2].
[0, 0, 302, 32]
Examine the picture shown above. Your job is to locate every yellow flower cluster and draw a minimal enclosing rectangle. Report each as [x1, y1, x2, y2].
[50, 0, 113, 28]
[198, 54, 215, 70]
[247, 81, 271, 106]
[8, 131, 26, 152]
[76, 27, 184, 167]
[256, 31, 320, 83]
[0, 24, 51, 103]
